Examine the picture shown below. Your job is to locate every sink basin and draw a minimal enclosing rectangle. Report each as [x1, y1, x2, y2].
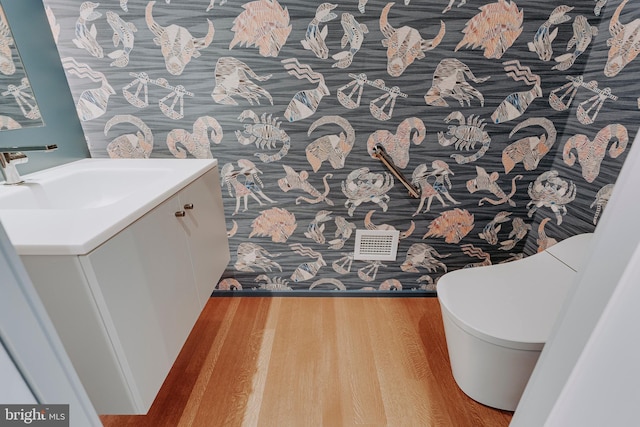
[0, 167, 171, 210]
[0, 158, 218, 255]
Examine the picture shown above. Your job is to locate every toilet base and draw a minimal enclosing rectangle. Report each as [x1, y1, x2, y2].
[441, 306, 541, 411]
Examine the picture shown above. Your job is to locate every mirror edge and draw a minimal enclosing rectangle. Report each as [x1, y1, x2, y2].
[0, 2, 45, 131]
[0, 0, 89, 175]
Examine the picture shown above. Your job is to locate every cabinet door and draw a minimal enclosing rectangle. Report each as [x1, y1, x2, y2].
[178, 167, 230, 306]
[82, 193, 201, 413]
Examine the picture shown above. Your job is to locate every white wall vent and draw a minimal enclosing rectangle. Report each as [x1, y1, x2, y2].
[353, 229, 400, 261]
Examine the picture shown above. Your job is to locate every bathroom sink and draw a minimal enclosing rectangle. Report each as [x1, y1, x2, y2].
[0, 166, 171, 210]
[0, 158, 218, 255]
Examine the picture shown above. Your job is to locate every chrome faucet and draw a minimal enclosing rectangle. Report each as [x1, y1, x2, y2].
[0, 144, 58, 185]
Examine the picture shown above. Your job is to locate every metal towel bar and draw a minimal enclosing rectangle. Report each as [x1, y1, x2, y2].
[372, 144, 420, 199]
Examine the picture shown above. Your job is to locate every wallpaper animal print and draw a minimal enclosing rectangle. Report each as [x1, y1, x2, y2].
[43, 0, 639, 292]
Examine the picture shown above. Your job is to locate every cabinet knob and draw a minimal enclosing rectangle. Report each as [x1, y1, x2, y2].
[175, 211, 186, 217]
[183, 203, 194, 210]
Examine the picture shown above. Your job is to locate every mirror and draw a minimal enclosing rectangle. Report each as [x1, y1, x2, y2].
[0, 2, 44, 132]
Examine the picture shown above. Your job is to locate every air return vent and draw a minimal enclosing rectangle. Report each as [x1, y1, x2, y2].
[353, 229, 400, 261]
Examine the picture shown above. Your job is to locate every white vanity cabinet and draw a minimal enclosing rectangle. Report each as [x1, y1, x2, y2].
[20, 165, 230, 414]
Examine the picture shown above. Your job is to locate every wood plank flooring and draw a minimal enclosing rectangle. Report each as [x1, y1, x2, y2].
[100, 297, 513, 426]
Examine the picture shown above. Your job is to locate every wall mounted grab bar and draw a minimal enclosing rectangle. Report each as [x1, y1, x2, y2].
[372, 144, 420, 199]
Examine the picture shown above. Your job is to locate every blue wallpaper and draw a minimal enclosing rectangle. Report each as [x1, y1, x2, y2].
[42, 0, 639, 292]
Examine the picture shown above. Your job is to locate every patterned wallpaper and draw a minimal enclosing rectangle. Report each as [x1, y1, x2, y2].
[42, 0, 639, 292]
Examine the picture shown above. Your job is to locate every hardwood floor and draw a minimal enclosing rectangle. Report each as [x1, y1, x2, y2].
[100, 297, 513, 426]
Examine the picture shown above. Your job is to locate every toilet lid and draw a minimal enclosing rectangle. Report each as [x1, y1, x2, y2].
[438, 251, 577, 351]
[545, 233, 593, 271]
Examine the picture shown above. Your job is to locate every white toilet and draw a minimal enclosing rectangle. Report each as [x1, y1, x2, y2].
[437, 233, 593, 411]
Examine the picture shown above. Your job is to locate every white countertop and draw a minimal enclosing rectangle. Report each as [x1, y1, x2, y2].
[0, 158, 218, 256]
